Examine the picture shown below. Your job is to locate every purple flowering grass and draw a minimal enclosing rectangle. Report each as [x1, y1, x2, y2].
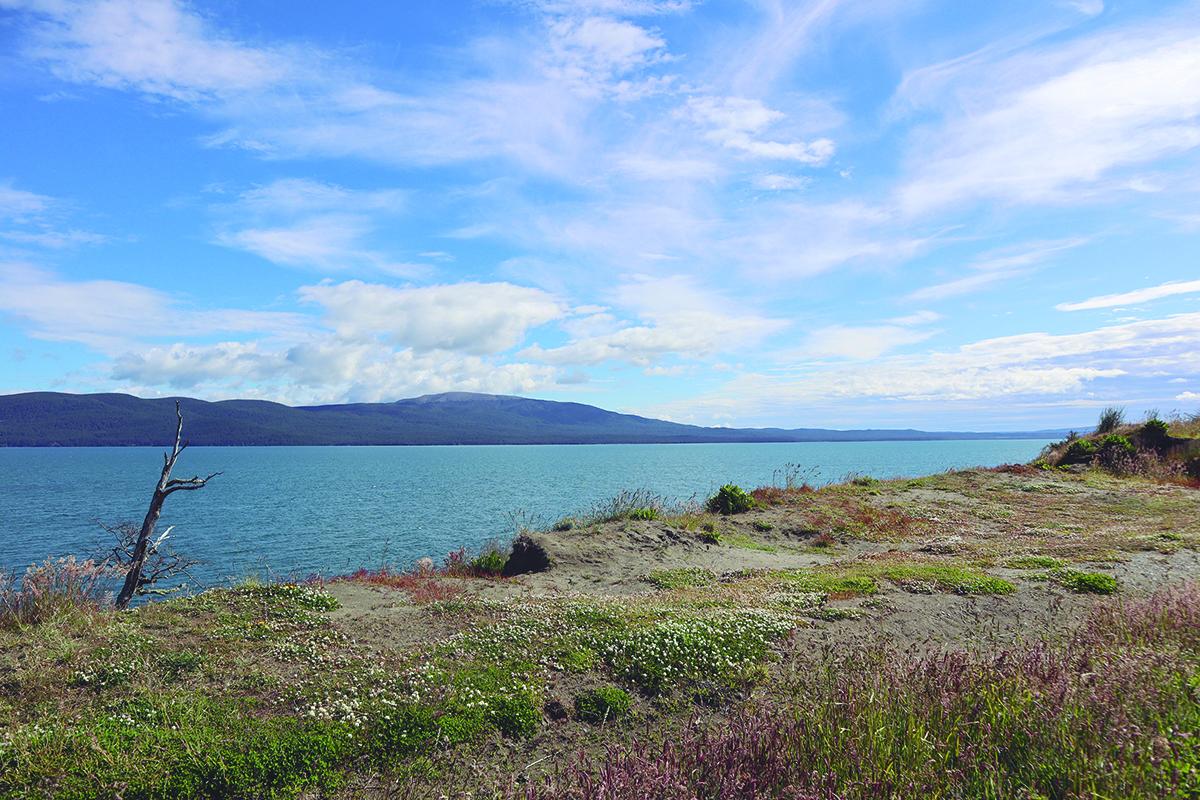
[517, 583, 1200, 800]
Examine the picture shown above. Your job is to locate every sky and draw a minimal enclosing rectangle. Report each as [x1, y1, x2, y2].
[0, 0, 1198, 430]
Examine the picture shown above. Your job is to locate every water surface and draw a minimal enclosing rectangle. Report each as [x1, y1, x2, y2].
[0, 440, 1049, 586]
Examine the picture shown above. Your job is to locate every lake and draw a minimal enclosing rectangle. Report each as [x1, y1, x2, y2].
[0, 440, 1050, 586]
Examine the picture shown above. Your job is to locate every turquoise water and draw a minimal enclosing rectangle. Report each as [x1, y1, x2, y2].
[0, 440, 1049, 586]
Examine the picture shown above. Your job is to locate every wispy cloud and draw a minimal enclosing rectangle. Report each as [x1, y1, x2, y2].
[907, 238, 1089, 302]
[1057, 279, 1200, 311]
[213, 179, 416, 274]
[897, 21, 1200, 212]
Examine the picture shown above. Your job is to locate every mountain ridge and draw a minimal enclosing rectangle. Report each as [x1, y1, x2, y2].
[0, 391, 1071, 446]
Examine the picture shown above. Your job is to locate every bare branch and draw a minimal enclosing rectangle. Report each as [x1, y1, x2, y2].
[163, 472, 222, 494]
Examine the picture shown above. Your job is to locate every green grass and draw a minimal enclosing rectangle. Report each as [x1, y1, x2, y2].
[780, 562, 1015, 596]
[776, 569, 878, 597]
[722, 532, 777, 553]
[1052, 569, 1119, 594]
[574, 686, 632, 723]
[1006, 555, 1066, 570]
[870, 563, 1016, 595]
[647, 568, 716, 590]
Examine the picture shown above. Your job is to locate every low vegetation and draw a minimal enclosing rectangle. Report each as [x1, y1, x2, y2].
[2, 432, 1198, 798]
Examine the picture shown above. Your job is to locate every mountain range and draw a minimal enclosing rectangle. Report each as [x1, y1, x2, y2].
[0, 391, 1072, 447]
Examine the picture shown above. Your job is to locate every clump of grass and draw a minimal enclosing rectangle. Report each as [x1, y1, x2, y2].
[1053, 569, 1118, 594]
[697, 523, 721, 545]
[602, 610, 794, 694]
[574, 686, 632, 723]
[1096, 405, 1125, 434]
[751, 519, 773, 532]
[874, 563, 1016, 595]
[1, 557, 119, 628]
[706, 484, 754, 515]
[585, 489, 670, 523]
[1006, 555, 1065, 570]
[647, 568, 715, 590]
[777, 569, 878, 598]
[722, 532, 776, 553]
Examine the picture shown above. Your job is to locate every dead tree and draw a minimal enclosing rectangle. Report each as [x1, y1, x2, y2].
[103, 520, 200, 598]
[115, 401, 219, 609]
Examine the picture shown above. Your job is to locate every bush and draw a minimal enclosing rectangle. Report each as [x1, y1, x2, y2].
[487, 693, 541, 738]
[1062, 439, 1098, 465]
[698, 524, 721, 544]
[628, 507, 659, 521]
[574, 686, 632, 723]
[707, 484, 755, 515]
[752, 520, 773, 532]
[1140, 418, 1171, 450]
[0, 556, 118, 628]
[470, 549, 508, 576]
[1096, 406, 1125, 434]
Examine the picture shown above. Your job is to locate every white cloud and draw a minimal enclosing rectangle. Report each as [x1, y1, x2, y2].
[522, 275, 786, 365]
[0, 181, 53, 220]
[0, 263, 306, 352]
[13, 0, 292, 101]
[299, 280, 566, 354]
[111, 338, 559, 401]
[753, 173, 810, 191]
[1056, 279, 1200, 311]
[907, 238, 1089, 302]
[645, 311, 1200, 422]
[213, 179, 414, 273]
[799, 324, 935, 360]
[687, 96, 834, 164]
[898, 25, 1200, 212]
[886, 310, 941, 326]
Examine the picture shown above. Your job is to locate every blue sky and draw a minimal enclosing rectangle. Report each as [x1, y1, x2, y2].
[1, 0, 1198, 430]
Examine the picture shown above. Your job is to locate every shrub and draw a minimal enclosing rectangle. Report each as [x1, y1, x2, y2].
[628, 507, 659, 521]
[574, 686, 632, 723]
[698, 526, 721, 544]
[706, 484, 754, 515]
[0, 556, 118, 628]
[752, 520, 773, 532]
[470, 549, 508, 576]
[1062, 439, 1098, 464]
[487, 693, 541, 738]
[551, 518, 576, 532]
[1140, 418, 1171, 450]
[1096, 406, 1125, 434]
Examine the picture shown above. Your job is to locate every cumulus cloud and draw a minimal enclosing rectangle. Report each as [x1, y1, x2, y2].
[645, 312, 1200, 422]
[522, 275, 786, 365]
[299, 280, 566, 354]
[110, 338, 559, 402]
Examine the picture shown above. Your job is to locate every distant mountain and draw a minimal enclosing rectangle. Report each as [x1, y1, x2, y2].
[0, 391, 1071, 447]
